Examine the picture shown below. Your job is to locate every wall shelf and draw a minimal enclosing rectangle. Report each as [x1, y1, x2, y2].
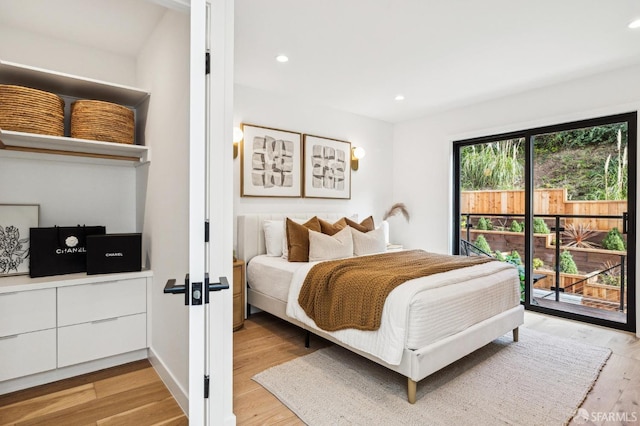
[0, 60, 149, 107]
[0, 59, 151, 164]
[0, 129, 149, 164]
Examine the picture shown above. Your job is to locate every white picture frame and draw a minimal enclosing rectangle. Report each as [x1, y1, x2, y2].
[0, 204, 39, 276]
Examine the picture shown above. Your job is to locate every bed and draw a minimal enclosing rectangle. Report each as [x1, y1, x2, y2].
[237, 213, 524, 403]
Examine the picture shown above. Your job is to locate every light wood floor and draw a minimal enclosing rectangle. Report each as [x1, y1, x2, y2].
[2, 312, 638, 425]
[0, 360, 187, 425]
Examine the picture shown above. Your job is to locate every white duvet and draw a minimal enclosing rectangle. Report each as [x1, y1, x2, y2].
[286, 259, 519, 365]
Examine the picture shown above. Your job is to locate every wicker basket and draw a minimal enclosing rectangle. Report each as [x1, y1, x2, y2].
[71, 99, 134, 144]
[0, 84, 65, 136]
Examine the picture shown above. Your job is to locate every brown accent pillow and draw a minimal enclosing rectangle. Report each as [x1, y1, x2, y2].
[286, 217, 321, 262]
[319, 217, 348, 236]
[345, 216, 375, 233]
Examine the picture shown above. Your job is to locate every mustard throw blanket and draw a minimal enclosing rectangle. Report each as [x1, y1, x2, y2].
[298, 250, 494, 331]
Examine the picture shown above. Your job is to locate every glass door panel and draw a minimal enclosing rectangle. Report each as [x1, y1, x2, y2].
[532, 122, 631, 325]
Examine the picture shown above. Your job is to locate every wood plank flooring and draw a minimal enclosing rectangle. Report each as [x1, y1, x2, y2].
[0, 360, 187, 425]
[1, 311, 638, 425]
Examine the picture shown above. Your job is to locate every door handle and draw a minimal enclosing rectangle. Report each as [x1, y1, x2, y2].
[205, 275, 229, 303]
[164, 274, 229, 305]
[164, 276, 190, 305]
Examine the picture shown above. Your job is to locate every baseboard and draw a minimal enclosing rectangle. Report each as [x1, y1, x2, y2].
[0, 349, 148, 395]
[148, 346, 188, 414]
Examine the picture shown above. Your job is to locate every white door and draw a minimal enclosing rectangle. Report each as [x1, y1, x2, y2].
[187, 0, 235, 423]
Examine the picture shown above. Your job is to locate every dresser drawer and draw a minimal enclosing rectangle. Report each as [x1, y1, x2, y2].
[0, 329, 56, 381]
[58, 278, 146, 327]
[58, 312, 146, 368]
[0, 289, 56, 337]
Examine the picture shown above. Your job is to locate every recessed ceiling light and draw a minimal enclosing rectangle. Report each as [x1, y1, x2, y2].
[395, 95, 405, 101]
[629, 18, 640, 29]
[276, 55, 289, 63]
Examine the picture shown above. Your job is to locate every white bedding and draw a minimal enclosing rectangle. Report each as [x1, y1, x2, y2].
[248, 255, 520, 366]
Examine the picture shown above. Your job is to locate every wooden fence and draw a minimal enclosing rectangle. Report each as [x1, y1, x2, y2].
[460, 189, 627, 231]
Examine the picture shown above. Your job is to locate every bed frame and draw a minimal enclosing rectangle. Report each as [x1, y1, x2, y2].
[237, 213, 524, 403]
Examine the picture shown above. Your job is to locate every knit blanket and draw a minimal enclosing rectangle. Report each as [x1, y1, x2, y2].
[297, 250, 494, 331]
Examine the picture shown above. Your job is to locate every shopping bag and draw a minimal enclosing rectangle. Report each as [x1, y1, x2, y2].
[29, 225, 106, 277]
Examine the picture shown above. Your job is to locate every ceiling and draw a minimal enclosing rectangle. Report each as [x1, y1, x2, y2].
[1, 0, 639, 123]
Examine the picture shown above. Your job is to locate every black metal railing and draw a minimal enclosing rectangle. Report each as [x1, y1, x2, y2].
[460, 212, 628, 312]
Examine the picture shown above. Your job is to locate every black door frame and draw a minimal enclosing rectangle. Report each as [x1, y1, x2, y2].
[453, 111, 637, 332]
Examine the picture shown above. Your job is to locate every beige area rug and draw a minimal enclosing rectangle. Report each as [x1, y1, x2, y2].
[253, 328, 611, 426]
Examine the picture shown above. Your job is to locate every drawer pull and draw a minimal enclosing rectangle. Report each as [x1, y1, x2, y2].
[0, 334, 19, 340]
[91, 317, 119, 324]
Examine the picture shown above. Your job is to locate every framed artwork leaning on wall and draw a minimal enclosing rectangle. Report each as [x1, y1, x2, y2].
[240, 123, 302, 197]
[0, 204, 39, 276]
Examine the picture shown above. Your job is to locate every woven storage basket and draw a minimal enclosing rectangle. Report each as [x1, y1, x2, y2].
[71, 99, 134, 144]
[0, 84, 65, 136]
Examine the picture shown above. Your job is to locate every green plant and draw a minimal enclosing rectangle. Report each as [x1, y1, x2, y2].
[495, 250, 524, 301]
[602, 129, 628, 201]
[460, 139, 524, 191]
[559, 250, 578, 274]
[476, 217, 493, 230]
[509, 220, 523, 232]
[533, 218, 550, 234]
[474, 235, 491, 254]
[561, 223, 599, 249]
[602, 228, 626, 251]
[599, 260, 622, 287]
[533, 258, 544, 269]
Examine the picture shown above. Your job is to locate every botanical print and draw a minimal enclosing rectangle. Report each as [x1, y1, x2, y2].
[241, 124, 302, 197]
[303, 135, 351, 199]
[0, 204, 39, 276]
[0, 225, 28, 274]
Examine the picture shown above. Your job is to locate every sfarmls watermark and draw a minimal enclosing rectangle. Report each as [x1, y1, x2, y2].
[574, 408, 638, 424]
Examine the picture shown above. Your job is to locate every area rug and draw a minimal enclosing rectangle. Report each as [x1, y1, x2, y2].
[253, 328, 611, 426]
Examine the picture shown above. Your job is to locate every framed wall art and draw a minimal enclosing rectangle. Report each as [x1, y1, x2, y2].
[240, 124, 302, 197]
[303, 135, 351, 199]
[0, 204, 39, 277]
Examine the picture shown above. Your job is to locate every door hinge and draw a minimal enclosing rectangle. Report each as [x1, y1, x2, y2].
[205, 51, 210, 75]
[204, 375, 210, 399]
[204, 220, 210, 242]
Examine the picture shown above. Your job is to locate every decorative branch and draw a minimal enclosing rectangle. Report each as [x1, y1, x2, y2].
[383, 203, 410, 222]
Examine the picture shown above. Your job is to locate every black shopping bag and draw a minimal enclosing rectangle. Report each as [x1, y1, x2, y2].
[29, 225, 106, 277]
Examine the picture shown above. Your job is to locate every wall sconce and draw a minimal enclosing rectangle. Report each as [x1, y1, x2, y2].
[351, 146, 366, 171]
[233, 127, 243, 159]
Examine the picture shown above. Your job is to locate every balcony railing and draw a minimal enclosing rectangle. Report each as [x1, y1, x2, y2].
[460, 212, 628, 312]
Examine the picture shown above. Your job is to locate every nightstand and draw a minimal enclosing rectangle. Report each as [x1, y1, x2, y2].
[233, 259, 245, 331]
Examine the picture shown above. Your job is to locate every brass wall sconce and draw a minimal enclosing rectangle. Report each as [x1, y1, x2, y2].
[351, 146, 366, 171]
[233, 127, 243, 159]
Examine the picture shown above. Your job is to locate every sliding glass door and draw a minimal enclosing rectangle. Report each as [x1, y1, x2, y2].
[453, 112, 637, 332]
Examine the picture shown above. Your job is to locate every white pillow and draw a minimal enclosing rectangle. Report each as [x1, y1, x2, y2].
[351, 227, 387, 256]
[263, 220, 284, 257]
[308, 227, 353, 262]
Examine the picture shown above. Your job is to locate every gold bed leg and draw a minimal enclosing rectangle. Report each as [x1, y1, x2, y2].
[407, 378, 417, 404]
[513, 327, 519, 342]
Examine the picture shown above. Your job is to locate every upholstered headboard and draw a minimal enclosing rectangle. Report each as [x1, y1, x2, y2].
[236, 213, 350, 264]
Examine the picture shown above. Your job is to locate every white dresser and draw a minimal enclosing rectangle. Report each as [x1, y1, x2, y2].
[0, 271, 152, 393]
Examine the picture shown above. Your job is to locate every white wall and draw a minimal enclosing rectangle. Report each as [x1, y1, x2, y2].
[233, 85, 395, 245]
[0, 22, 139, 234]
[136, 9, 190, 407]
[0, 24, 136, 86]
[393, 62, 640, 334]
